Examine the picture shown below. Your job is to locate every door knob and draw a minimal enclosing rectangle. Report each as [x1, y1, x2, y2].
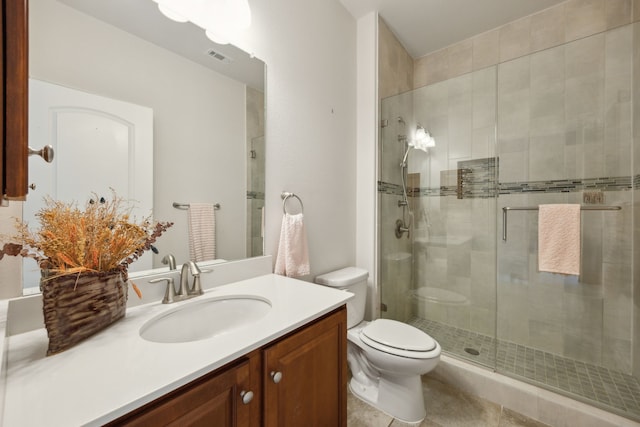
[270, 371, 282, 383]
[240, 390, 254, 404]
[28, 145, 54, 163]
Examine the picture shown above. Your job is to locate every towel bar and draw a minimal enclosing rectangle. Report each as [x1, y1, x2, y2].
[173, 202, 220, 210]
[502, 205, 621, 241]
[281, 192, 303, 215]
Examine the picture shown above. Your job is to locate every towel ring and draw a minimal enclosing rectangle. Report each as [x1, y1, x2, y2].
[281, 192, 303, 215]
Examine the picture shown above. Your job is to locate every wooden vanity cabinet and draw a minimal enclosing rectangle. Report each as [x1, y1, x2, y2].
[108, 306, 347, 427]
[108, 351, 262, 427]
[263, 306, 347, 426]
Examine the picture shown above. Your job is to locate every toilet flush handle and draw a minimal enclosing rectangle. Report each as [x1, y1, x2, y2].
[270, 371, 283, 383]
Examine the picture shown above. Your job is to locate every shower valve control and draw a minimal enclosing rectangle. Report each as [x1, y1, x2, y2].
[395, 219, 410, 239]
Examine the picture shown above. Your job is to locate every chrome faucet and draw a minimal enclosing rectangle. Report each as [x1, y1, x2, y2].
[150, 261, 210, 304]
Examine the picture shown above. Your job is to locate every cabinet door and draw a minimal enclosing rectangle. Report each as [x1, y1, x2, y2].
[2, 0, 29, 201]
[263, 307, 347, 427]
[113, 359, 256, 427]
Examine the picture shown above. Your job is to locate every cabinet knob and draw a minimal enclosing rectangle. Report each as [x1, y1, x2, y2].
[28, 145, 54, 163]
[29, 183, 36, 191]
[270, 371, 282, 384]
[240, 390, 254, 404]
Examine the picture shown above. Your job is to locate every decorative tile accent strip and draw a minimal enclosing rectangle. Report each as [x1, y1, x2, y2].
[499, 176, 632, 194]
[379, 174, 637, 198]
[246, 191, 265, 200]
[378, 181, 404, 196]
[413, 186, 442, 197]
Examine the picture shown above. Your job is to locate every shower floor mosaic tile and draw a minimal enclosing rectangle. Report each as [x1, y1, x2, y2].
[409, 317, 640, 421]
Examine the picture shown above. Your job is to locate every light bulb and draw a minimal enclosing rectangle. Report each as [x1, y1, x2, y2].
[157, 4, 188, 22]
[205, 29, 230, 45]
[425, 134, 436, 148]
[152, 0, 252, 46]
[411, 124, 435, 151]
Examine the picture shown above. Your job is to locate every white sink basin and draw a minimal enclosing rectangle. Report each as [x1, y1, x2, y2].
[139, 295, 272, 343]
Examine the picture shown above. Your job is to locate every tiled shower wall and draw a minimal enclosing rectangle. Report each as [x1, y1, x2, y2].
[633, 20, 640, 380]
[413, 0, 638, 88]
[495, 23, 635, 373]
[378, 18, 415, 322]
[379, 0, 640, 378]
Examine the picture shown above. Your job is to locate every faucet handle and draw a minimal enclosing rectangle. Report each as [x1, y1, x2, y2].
[188, 261, 201, 275]
[149, 277, 176, 304]
[189, 268, 213, 296]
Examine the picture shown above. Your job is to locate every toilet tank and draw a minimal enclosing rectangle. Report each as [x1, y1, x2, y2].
[315, 267, 368, 328]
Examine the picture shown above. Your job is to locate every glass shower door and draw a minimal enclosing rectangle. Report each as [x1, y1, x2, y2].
[494, 24, 640, 420]
[378, 65, 498, 370]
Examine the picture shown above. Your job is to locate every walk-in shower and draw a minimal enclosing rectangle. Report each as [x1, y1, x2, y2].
[378, 21, 640, 422]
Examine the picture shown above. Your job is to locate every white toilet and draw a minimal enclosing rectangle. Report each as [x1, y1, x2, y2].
[315, 267, 441, 424]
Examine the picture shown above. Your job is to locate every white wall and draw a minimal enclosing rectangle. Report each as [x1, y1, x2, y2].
[234, 0, 358, 280]
[355, 13, 379, 319]
[0, 0, 358, 296]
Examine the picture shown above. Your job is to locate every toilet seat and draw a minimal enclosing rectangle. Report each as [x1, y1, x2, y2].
[360, 319, 437, 359]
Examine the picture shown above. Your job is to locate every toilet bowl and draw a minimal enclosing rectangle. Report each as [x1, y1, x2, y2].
[315, 267, 441, 424]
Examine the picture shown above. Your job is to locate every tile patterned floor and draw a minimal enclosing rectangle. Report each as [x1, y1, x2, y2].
[408, 317, 640, 421]
[347, 375, 552, 427]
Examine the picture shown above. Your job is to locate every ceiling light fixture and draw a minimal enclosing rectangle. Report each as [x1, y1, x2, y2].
[152, 0, 252, 45]
[410, 124, 435, 151]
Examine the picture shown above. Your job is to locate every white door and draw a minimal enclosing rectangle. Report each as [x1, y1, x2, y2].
[24, 79, 153, 289]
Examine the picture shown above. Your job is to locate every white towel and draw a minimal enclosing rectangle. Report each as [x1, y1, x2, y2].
[188, 203, 216, 262]
[274, 213, 310, 277]
[538, 204, 580, 276]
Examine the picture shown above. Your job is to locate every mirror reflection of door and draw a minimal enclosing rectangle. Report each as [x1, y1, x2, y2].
[24, 79, 153, 290]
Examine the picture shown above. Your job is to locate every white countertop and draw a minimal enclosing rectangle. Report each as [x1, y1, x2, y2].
[2, 274, 352, 426]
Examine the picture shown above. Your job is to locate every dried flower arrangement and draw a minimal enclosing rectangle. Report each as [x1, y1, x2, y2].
[0, 193, 173, 355]
[0, 193, 172, 279]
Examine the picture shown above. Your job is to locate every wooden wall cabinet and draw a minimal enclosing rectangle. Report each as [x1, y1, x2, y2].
[1, 0, 29, 202]
[109, 306, 347, 427]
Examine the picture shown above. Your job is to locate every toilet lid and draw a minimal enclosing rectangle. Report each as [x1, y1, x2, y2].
[361, 319, 436, 352]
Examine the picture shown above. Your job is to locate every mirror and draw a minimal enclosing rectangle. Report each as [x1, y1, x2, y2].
[23, 0, 265, 289]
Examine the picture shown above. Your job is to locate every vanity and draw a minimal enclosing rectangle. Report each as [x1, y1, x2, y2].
[1, 267, 352, 426]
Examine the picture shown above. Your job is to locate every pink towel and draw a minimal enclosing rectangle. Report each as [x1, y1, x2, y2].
[274, 213, 310, 277]
[538, 204, 580, 276]
[188, 203, 216, 262]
